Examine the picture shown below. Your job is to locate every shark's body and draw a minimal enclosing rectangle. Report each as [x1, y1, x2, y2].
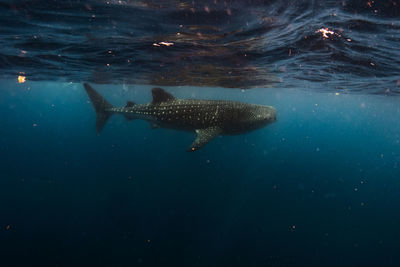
[84, 83, 276, 151]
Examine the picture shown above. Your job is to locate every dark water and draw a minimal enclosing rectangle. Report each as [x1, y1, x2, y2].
[1, 1, 400, 267]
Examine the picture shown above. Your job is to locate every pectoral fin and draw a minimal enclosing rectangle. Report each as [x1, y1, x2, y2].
[187, 127, 222, 152]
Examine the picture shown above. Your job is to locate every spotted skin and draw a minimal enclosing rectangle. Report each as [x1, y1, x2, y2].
[110, 100, 275, 134]
[84, 83, 277, 151]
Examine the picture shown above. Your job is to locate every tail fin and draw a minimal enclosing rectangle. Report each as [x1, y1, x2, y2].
[84, 83, 113, 133]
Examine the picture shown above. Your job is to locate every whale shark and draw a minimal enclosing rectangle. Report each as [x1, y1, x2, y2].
[84, 83, 276, 151]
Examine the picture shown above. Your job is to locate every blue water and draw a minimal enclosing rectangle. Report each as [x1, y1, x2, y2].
[1, 80, 399, 266]
[1, 0, 400, 266]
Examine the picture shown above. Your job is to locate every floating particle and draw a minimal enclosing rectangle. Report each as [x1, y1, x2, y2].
[32, 123, 37, 127]
[18, 75, 26, 83]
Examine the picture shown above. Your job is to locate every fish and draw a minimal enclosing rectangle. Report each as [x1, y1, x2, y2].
[84, 83, 276, 151]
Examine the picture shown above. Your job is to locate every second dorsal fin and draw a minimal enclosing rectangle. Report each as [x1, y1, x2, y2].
[151, 88, 175, 104]
[125, 101, 135, 107]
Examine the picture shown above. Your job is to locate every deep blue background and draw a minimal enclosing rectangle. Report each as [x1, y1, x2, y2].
[0, 80, 399, 266]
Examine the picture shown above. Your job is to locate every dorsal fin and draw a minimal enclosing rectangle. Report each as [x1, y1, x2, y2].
[125, 101, 135, 107]
[151, 88, 175, 104]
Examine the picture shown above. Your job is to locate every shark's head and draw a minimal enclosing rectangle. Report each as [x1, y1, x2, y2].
[252, 105, 277, 127]
[227, 104, 277, 134]
[253, 106, 276, 124]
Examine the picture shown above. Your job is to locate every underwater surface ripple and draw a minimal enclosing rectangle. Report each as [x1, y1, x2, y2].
[0, 0, 399, 93]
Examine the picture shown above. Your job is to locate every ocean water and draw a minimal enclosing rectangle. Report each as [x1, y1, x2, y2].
[1, 1, 400, 266]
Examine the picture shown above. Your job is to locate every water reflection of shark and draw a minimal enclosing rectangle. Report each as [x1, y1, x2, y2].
[84, 83, 276, 151]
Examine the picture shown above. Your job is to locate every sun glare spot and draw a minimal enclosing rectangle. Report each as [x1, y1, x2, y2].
[153, 42, 174, 47]
[159, 42, 174, 46]
[316, 28, 339, 39]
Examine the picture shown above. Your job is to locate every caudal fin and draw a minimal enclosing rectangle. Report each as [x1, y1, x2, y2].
[84, 83, 114, 133]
